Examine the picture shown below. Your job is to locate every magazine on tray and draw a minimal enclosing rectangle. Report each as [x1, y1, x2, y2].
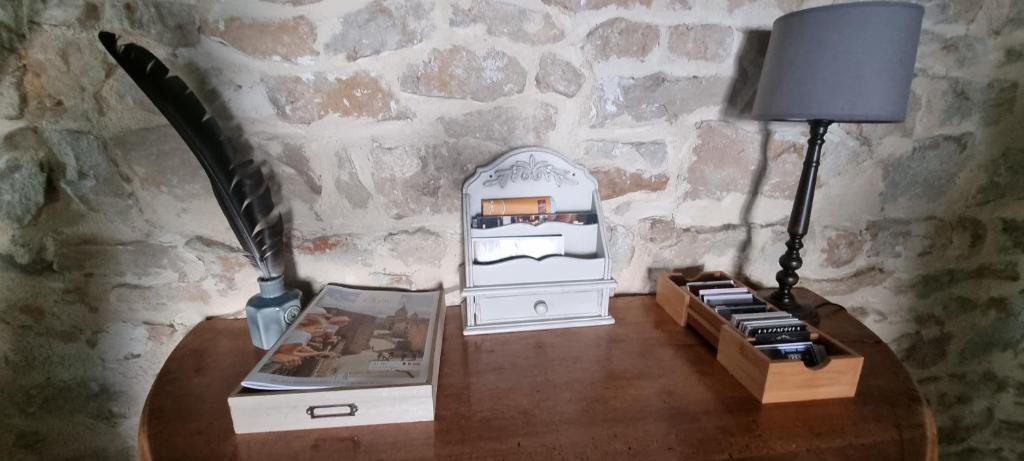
[241, 285, 444, 391]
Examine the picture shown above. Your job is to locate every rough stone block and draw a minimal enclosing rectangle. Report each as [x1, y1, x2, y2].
[978, 80, 1020, 125]
[35, 0, 101, 27]
[585, 18, 659, 61]
[972, 147, 1024, 205]
[866, 217, 987, 261]
[108, 125, 209, 201]
[369, 143, 436, 218]
[984, 0, 1024, 36]
[820, 229, 865, 269]
[1000, 44, 1023, 68]
[262, 0, 323, 4]
[667, 24, 734, 62]
[583, 140, 668, 169]
[241, 138, 326, 225]
[686, 121, 801, 200]
[0, 148, 47, 226]
[918, 77, 1019, 130]
[535, 52, 584, 97]
[108, 0, 199, 47]
[606, 224, 635, 275]
[439, 104, 557, 147]
[384, 228, 446, 266]
[921, 0, 984, 26]
[666, 0, 693, 9]
[798, 266, 892, 299]
[959, 317, 1024, 366]
[591, 167, 669, 200]
[882, 133, 973, 205]
[293, 234, 353, 257]
[43, 129, 134, 214]
[23, 32, 108, 125]
[400, 46, 527, 102]
[634, 217, 747, 271]
[265, 72, 409, 124]
[334, 150, 372, 209]
[725, 0, 803, 13]
[542, 0, 653, 12]
[325, 0, 433, 61]
[204, 16, 318, 63]
[452, 0, 563, 45]
[917, 30, 990, 75]
[271, 141, 322, 198]
[911, 260, 1019, 299]
[893, 328, 953, 370]
[54, 241, 205, 284]
[592, 73, 730, 126]
[0, 57, 25, 120]
[0, 228, 52, 271]
[369, 140, 493, 218]
[998, 218, 1024, 254]
[96, 71, 163, 123]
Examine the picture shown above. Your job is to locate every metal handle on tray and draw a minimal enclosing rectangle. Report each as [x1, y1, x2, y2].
[306, 403, 359, 419]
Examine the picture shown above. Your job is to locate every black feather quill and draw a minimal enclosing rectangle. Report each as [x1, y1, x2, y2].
[99, 31, 284, 280]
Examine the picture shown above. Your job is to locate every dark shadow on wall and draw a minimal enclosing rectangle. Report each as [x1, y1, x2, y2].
[719, 29, 773, 278]
[0, 5, 135, 461]
[0, 4, 250, 460]
[722, 30, 771, 120]
[737, 124, 772, 277]
[0, 2, 38, 64]
[890, 28, 1024, 459]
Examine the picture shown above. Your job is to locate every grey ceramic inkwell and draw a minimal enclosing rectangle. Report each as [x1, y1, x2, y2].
[246, 275, 302, 349]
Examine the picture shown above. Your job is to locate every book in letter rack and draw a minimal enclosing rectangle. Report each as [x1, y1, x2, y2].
[461, 147, 616, 335]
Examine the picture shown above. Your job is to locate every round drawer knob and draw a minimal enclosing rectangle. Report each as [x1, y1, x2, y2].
[534, 300, 548, 315]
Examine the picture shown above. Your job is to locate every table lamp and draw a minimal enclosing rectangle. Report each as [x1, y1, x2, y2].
[752, 1, 924, 319]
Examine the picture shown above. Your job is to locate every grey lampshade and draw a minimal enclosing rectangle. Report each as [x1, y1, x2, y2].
[752, 1, 925, 123]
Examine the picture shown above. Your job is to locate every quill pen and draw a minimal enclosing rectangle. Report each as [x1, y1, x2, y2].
[98, 31, 284, 280]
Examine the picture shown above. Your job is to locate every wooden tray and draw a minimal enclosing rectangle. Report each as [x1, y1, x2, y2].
[227, 291, 447, 433]
[656, 271, 755, 346]
[655, 271, 863, 403]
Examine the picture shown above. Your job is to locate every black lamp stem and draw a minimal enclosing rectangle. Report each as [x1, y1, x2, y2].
[770, 119, 832, 320]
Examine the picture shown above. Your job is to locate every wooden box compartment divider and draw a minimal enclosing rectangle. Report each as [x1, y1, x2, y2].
[656, 271, 755, 347]
[655, 271, 863, 403]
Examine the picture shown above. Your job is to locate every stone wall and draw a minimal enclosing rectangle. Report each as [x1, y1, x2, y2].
[0, 0, 1021, 459]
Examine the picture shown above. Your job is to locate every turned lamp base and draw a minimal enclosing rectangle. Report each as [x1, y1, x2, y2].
[768, 120, 831, 323]
[768, 290, 820, 323]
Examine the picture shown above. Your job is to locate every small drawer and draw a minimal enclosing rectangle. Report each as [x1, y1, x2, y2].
[475, 290, 603, 324]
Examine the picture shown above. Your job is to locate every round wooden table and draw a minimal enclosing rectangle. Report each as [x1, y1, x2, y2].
[140, 289, 936, 460]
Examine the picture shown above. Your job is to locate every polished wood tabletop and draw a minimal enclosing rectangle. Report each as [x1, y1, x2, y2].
[140, 289, 936, 460]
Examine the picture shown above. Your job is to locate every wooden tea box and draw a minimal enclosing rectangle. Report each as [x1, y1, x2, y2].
[716, 325, 862, 403]
[655, 271, 863, 403]
[655, 271, 754, 346]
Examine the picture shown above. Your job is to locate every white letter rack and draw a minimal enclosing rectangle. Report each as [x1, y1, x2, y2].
[461, 147, 616, 335]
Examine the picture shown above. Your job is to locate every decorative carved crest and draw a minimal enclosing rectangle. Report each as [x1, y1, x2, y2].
[482, 155, 578, 188]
